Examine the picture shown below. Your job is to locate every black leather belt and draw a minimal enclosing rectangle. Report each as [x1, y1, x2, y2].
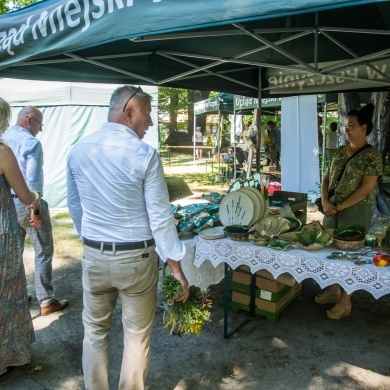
[83, 237, 155, 251]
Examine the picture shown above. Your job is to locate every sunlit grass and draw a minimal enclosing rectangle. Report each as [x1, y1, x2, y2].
[24, 211, 82, 260]
[166, 172, 217, 186]
[51, 211, 71, 219]
[52, 220, 82, 260]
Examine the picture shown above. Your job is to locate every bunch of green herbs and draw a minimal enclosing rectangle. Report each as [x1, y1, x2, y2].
[162, 274, 212, 337]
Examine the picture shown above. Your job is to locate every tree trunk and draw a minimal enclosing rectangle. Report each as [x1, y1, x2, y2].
[189, 90, 209, 135]
[187, 90, 196, 134]
[371, 91, 390, 215]
[168, 89, 179, 133]
[370, 91, 390, 152]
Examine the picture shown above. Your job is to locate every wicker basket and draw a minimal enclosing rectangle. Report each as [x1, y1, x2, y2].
[332, 237, 365, 251]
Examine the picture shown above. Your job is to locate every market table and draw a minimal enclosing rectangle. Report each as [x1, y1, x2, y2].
[186, 235, 390, 338]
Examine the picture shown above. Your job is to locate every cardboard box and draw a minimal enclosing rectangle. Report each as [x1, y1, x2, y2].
[231, 279, 290, 302]
[232, 268, 286, 293]
[255, 269, 297, 287]
[231, 283, 302, 323]
[263, 165, 277, 172]
[236, 266, 297, 287]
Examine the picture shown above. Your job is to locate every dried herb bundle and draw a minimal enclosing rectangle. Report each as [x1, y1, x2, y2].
[162, 274, 212, 336]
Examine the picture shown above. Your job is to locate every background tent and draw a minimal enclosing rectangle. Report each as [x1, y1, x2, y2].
[194, 93, 235, 171]
[0, 0, 389, 97]
[1, 79, 158, 209]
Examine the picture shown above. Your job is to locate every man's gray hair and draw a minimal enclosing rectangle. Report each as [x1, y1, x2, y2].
[109, 85, 152, 112]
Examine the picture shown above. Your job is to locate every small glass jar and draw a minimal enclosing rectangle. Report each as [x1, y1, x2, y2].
[364, 234, 377, 247]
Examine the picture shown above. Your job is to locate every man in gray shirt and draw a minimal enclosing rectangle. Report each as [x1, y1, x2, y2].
[3, 106, 69, 316]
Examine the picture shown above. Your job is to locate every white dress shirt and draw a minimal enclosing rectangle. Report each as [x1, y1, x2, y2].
[2, 125, 44, 194]
[67, 122, 186, 262]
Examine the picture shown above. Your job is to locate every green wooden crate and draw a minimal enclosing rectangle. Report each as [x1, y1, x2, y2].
[231, 283, 302, 323]
[231, 281, 290, 302]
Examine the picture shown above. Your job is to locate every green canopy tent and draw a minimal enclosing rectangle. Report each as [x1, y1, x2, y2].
[1, 0, 389, 199]
[0, 0, 389, 97]
[0, 78, 158, 208]
[194, 94, 332, 178]
[194, 93, 235, 174]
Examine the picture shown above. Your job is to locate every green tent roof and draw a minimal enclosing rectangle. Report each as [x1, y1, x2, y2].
[1, 0, 389, 97]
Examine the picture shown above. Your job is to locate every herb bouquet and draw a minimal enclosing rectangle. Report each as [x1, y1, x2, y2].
[161, 274, 212, 336]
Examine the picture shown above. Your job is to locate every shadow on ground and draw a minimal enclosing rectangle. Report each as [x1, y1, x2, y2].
[2, 247, 390, 390]
[2, 205, 390, 390]
[166, 176, 194, 201]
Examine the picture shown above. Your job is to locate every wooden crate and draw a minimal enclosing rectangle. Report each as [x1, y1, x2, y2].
[232, 269, 290, 302]
[263, 165, 278, 172]
[231, 283, 302, 323]
[269, 190, 308, 224]
[237, 266, 297, 287]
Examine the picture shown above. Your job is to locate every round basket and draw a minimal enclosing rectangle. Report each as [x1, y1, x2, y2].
[332, 237, 365, 251]
[333, 224, 366, 242]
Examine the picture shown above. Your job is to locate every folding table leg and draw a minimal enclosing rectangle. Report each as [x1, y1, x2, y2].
[223, 264, 253, 339]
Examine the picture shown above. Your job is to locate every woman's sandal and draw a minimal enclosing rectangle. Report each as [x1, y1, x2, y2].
[314, 289, 341, 305]
[326, 302, 352, 320]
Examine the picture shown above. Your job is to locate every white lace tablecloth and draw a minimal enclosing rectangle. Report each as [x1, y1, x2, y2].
[179, 235, 225, 290]
[192, 236, 390, 299]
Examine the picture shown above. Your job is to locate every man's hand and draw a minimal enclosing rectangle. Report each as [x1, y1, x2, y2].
[29, 211, 44, 228]
[166, 258, 190, 303]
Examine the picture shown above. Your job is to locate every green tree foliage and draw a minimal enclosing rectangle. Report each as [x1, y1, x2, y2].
[158, 87, 211, 143]
[158, 87, 188, 131]
[0, 0, 40, 14]
[0, 0, 6, 14]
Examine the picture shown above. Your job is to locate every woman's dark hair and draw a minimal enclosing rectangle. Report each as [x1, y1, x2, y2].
[347, 103, 375, 135]
[330, 122, 337, 131]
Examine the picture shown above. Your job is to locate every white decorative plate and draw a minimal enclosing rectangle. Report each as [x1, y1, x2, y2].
[238, 187, 261, 225]
[219, 191, 254, 226]
[252, 217, 290, 238]
[241, 186, 266, 223]
[199, 226, 226, 240]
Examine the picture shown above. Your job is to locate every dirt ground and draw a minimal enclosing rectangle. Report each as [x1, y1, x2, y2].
[2, 178, 390, 390]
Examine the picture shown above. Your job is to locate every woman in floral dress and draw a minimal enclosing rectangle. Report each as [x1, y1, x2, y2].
[0, 98, 40, 377]
[315, 103, 383, 320]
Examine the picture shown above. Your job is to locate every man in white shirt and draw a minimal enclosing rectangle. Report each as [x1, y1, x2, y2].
[67, 86, 189, 390]
[3, 106, 69, 316]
